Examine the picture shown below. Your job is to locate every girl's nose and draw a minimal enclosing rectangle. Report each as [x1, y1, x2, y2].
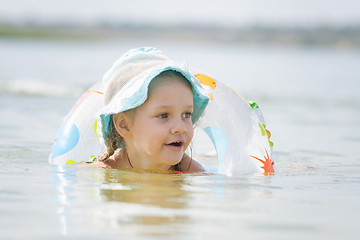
[170, 117, 187, 134]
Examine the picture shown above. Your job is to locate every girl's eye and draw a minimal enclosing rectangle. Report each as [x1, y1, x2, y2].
[157, 113, 168, 119]
[182, 112, 192, 119]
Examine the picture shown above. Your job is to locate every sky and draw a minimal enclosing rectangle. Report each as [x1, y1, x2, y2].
[1, 0, 360, 27]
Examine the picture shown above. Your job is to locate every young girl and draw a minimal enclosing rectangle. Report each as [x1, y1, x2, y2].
[92, 47, 210, 173]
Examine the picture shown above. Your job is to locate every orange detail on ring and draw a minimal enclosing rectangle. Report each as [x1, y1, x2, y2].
[266, 130, 271, 139]
[74, 89, 103, 109]
[194, 74, 216, 89]
[195, 74, 216, 101]
[250, 148, 274, 175]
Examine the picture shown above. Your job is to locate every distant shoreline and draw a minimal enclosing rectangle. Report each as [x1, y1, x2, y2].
[1, 22, 359, 48]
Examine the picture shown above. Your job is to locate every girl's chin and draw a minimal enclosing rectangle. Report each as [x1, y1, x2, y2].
[162, 157, 183, 167]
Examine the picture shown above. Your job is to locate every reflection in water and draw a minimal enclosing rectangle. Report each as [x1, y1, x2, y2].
[53, 165, 272, 238]
[53, 166, 201, 237]
[99, 170, 190, 231]
[53, 165, 77, 236]
[100, 170, 189, 209]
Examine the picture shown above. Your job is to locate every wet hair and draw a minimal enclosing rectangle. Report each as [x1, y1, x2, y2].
[97, 111, 134, 162]
[97, 70, 194, 167]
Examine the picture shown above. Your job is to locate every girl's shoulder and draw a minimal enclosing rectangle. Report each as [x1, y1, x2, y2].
[181, 154, 205, 173]
[90, 159, 112, 168]
[91, 150, 128, 169]
[90, 153, 120, 169]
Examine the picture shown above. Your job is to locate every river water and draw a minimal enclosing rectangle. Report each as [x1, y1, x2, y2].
[0, 38, 359, 239]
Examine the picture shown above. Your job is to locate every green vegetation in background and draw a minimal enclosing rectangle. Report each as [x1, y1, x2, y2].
[1, 22, 360, 48]
[0, 24, 104, 41]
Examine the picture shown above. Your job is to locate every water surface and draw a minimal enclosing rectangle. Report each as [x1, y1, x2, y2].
[0, 38, 359, 239]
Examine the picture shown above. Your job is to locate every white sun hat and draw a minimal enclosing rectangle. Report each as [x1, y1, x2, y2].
[98, 47, 210, 143]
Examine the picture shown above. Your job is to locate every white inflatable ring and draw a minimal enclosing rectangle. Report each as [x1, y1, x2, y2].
[49, 73, 274, 175]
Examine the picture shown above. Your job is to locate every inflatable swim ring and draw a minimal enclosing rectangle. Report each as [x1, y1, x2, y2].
[49, 72, 274, 176]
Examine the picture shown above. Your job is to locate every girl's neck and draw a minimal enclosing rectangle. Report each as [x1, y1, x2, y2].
[124, 149, 173, 171]
[125, 151, 133, 168]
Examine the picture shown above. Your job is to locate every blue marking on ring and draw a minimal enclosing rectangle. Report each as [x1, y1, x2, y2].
[204, 126, 227, 172]
[50, 121, 80, 159]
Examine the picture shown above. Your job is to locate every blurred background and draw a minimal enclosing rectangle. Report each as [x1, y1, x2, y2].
[1, 0, 359, 152]
[1, 0, 360, 44]
[2, 0, 360, 26]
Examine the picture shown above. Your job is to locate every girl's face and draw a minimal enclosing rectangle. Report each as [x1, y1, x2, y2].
[124, 75, 194, 170]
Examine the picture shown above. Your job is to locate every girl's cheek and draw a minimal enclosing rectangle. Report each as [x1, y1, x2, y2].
[188, 126, 194, 139]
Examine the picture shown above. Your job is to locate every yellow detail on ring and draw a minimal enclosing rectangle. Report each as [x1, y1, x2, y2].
[226, 84, 245, 98]
[94, 120, 100, 140]
[65, 160, 76, 164]
[258, 123, 274, 147]
[65, 159, 85, 164]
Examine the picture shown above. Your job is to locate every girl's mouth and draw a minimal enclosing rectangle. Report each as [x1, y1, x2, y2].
[166, 141, 184, 150]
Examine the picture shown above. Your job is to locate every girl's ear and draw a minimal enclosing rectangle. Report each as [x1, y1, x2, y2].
[113, 113, 132, 139]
